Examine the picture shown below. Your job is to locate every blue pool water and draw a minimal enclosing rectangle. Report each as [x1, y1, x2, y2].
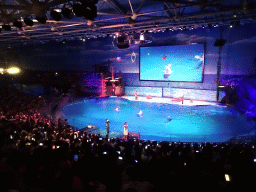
[63, 97, 256, 142]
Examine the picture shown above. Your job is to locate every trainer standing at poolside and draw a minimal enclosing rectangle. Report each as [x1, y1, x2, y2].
[123, 122, 128, 141]
[105, 119, 110, 139]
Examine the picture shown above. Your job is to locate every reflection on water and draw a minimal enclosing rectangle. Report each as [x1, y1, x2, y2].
[63, 97, 255, 142]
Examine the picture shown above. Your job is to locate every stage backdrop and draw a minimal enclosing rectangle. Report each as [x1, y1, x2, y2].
[1, 23, 256, 101]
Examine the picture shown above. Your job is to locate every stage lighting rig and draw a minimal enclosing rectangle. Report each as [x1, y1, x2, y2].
[2, 24, 11, 31]
[73, 3, 83, 17]
[82, 3, 97, 20]
[50, 10, 62, 21]
[62, 7, 73, 19]
[24, 18, 34, 27]
[73, 2, 97, 20]
[36, 16, 47, 24]
[80, 0, 98, 4]
[13, 20, 23, 29]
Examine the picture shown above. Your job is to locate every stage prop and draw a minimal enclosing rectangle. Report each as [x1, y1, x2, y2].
[220, 83, 238, 106]
[234, 78, 256, 117]
[146, 95, 152, 99]
[125, 86, 218, 101]
[172, 95, 184, 102]
[101, 69, 124, 97]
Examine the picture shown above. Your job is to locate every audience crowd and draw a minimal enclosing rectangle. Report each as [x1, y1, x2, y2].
[0, 85, 256, 192]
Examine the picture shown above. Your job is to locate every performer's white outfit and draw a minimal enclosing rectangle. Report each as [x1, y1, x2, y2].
[124, 125, 128, 136]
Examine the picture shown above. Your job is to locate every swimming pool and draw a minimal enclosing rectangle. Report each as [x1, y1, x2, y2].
[63, 96, 256, 142]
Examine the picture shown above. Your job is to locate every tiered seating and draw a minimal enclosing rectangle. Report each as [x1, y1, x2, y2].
[0, 85, 255, 191]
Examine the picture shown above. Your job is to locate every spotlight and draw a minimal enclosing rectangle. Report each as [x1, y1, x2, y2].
[2, 24, 11, 31]
[50, 10, 62, 21]
[36, 16, 47, 24]
[62, 7, 73, 19]
[82, 3, 97, 20]
[24, 18, 34, 26]
[7, 67, 20, 74]
[13, 20, 23, 29]
[73, 3, 83, 17]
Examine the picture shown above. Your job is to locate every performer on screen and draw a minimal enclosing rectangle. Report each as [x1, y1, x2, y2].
[163, 64, 173, 80]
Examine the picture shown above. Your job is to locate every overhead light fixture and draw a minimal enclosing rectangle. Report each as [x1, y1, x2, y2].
[129, 31, 152, 45]
[36, 16, 47, 24]
[24, 18, 34, 26]
[73, 3, 83, 17]
[13, 20, 23, 29]
[2, 24, 11, 31]
[62, 7, 73, 18]
[50, 10, 62, 21]
[82, 3, 97, 20]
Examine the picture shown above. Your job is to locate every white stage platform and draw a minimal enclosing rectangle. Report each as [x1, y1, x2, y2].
[121, 96, 218, 106]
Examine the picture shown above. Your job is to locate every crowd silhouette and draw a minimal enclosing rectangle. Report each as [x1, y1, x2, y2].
[0, 84, 256, 191]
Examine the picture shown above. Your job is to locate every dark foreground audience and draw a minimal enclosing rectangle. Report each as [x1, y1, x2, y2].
[0, 85, 256, 192]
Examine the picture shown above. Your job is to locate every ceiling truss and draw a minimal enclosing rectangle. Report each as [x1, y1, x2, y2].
[0, 0, 255, 48]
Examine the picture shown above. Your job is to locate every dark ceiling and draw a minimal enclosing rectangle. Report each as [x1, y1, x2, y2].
[0, 0, 256, 48]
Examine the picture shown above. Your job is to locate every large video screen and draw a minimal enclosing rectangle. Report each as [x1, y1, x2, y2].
[139, 44, 204, 82]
